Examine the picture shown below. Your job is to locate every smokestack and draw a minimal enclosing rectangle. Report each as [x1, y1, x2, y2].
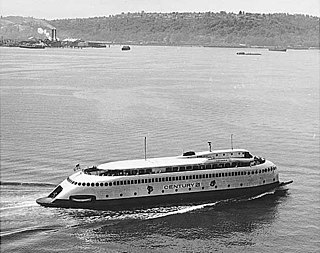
[51, 28, 56, 41]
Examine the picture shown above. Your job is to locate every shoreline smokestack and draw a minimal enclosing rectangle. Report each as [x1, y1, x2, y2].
[51, 28, 56, 41]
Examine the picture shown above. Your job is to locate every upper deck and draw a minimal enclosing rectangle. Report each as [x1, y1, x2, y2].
[96, 149, 254, 171]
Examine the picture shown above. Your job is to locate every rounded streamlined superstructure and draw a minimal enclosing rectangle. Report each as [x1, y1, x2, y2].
[36, 148, 289, 210]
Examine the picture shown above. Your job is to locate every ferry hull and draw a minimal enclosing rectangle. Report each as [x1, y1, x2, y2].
[37, 181, 280, 210]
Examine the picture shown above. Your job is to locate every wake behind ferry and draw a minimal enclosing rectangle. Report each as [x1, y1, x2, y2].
[36, 142, 292, 210]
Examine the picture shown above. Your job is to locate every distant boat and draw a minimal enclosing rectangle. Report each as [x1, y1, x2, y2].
[268, 47, 287, 52]
[19, 43, 45, 49]
[236, 52, 261, 55]
[121, 45, 130, 51]
[91, 43, 106, 48]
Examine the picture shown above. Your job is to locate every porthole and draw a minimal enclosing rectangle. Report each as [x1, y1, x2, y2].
[162, 190, 164, 193]
[240, 183, 243, 187]
[120, 193, 123, 197]
[100, 183, 103, 187]
[228, 184, 230, 187]
[91, 183, 94, 187]
[106, 195, 109, 198]
[87, 183, 90, 187]
[134, 192, 137, 195]
[189, 188, 191, 191]
[78, 182, 81, 186]
[215, 185, 217, 188]
[263, 180, 266, 184]
[202, 187, 204, 190]
[82, 183, 85, 186]
[109, 182, 112, 186]
[273, 178, 275, 181]
[175, 189, 178, 192]
[96, 183, 99, 187]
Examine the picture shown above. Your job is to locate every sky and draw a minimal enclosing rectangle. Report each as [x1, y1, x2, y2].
[1, 0, 319, 20]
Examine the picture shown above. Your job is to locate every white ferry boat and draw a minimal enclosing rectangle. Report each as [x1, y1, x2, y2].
[36, 146, 292, 210]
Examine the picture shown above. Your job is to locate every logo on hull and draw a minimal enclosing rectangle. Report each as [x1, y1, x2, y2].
[147, 185, 153, 194]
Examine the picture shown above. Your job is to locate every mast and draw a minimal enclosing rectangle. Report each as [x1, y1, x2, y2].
[231, 134, 234, 150]
[144, 136, 147, 160]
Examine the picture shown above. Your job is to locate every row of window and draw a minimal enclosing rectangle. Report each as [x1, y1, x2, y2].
[197, 151, 253, 158]
[105, 178, 276, 198]
[95, 160, 265, 177]
[69, 166, 276, 187]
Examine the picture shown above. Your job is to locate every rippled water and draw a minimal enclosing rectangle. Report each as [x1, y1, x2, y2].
[0, 46, 319, 252]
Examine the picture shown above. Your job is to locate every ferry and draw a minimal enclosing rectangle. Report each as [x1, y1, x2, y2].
[268, 47, 287, 52]
[36, 144, 292, 210]
[121, 45, 131, 51]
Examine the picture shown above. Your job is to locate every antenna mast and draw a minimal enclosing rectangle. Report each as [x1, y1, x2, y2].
[208, 141, 212, 152]
[144, 136, 147, 160]
[231, 134, 234, 150]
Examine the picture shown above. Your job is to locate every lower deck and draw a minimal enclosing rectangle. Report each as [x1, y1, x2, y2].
[37, 181, 280, 210]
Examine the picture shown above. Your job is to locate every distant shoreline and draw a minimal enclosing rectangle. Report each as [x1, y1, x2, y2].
[1, 43, 319, 50]
[1, 13, 319, 48]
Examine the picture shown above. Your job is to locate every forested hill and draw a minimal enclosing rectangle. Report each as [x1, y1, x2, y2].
[1, 12, 319, 47]
[50, 12, 319, 47]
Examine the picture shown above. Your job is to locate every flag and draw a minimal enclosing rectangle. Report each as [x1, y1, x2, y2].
[74, 164, 80, 171]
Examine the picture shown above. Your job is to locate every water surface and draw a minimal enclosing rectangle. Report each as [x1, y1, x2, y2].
[0, 46, 319, 252]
